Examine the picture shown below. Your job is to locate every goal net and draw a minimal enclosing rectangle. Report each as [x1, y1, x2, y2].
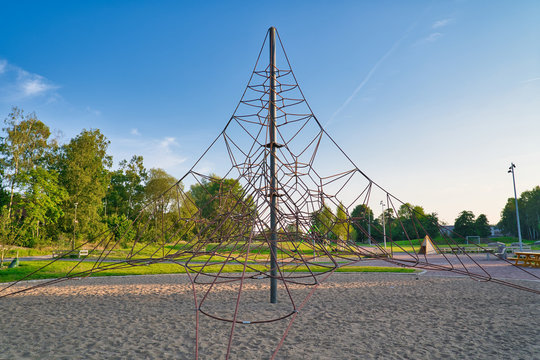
[466, 236, 481, 245]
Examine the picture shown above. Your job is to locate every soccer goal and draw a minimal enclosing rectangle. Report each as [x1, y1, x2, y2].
[466, 236, 481, 245]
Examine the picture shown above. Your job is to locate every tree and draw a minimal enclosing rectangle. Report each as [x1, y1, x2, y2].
[498, 186, 540, 240]
[454, 210, 476, 237]
[189, 175, 255, 242]
[19, 167, 67, 246]
[420, 212, 441, 239]
[58, 129, 112, 242]
[106, 155, 148, 218]
[372, 207, 394, 242]
[145, 168, 178, 203]
[141, 168, 202, 244]
[392, 203, 416, 241]
[105, 213, 135, 248]
[334, 202, 355, 242]
[1, 108, 53, 222]
[176, 192, 199, 241]
[475, 214, 491, 238]
[350, 204, 373, 242]
[519, 186, 540, 240]
[498, 198, 517, 236]
[393, 203, 440, 240]
[311, 202, 337, 242]
[0, 108, 58, 246]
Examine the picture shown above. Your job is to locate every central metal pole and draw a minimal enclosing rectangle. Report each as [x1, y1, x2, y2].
[269, 27, 278, 304]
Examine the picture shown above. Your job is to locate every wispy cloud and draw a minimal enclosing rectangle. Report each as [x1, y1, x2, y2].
[111, 135, 187, 175]
[432, 18, 453, 29]
[160, 137, 177, 148]
[327, 23, 417, 126]
[423, 32, 443, 43]
[521, 77, 540, 83]
[18, 71, 57, 96]
[85, 106, 102, 116]
[414, 17, 454, 46]
[148, 136, 187, 169]
[193, 161, 213, 176]
[0, 58, 59, 101]
[130, 128, 140, 136]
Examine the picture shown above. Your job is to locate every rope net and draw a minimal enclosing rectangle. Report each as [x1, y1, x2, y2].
[2, 28, 539, 359]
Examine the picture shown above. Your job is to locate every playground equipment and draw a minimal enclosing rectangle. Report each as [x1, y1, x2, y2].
[1, 27, 539, 359]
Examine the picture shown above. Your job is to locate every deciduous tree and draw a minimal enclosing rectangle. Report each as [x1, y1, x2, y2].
[58, 129, 112, 242]
[498, 186, 540, 240]
[335, 202, 355, 241]
[189, 176, 255, 242]
[475, 214, 491, 238]
[311, 202, 337, 242]
[106, 155, 147, 218]
[350, 204, 374, 242]
[1, 107, 53, 221]
[454, 210, 476, 237]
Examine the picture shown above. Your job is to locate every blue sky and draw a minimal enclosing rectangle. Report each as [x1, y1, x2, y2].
[0, 0, 539, 224]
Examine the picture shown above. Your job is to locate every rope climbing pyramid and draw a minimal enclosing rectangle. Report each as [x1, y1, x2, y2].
[2, 27, 539, 359]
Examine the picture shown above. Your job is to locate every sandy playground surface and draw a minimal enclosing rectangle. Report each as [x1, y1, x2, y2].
[1, 271, 539, 359]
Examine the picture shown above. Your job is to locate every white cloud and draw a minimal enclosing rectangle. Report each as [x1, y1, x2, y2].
[110, 135, 187, 176]
[521, 77, 540, 83]
[432, 18, 453, 29]
[146, 137, 187, 169]
[0, 59, 59, 101]
[422, 32, 443, 43]
[20, 73, 55, 96]
[130, 128, 140, 136]
[85, 106, 102, 116]
[193, 162, 213, 175]
[160, 137, 177, 148]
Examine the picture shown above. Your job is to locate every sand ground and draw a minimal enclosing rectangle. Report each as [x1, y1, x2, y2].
[1, 270, 539, 360]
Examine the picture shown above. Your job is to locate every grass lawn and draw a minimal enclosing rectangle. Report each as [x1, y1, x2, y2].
[1, 247, 51, 258]
[0, 260, 415, 283]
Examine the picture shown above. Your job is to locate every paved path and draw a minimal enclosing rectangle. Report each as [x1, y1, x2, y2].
[360, 253, 540, 282]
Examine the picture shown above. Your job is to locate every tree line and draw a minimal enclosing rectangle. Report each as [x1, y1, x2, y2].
[498, 186, 540, 240]
[311, 202, 440, 243]
[452, 211, 491, 238]
[0, 108, 252, 249]
[0, 107, 443, 249]
[2, 108, 538, 249]
[452, 186, 540, 241]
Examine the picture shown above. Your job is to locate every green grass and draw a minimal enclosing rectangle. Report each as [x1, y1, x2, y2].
[76, 241, 360, 261]
[5, 236, 537, 261]
[0, 260, 415, 283]
[1, 247, 50, 258]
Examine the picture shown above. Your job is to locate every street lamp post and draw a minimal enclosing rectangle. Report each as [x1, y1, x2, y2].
[508, 163, 523, 251]
[73, 202, 78, 251]
[367, 211, 371, 245]
[380, 201, 387, 249]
